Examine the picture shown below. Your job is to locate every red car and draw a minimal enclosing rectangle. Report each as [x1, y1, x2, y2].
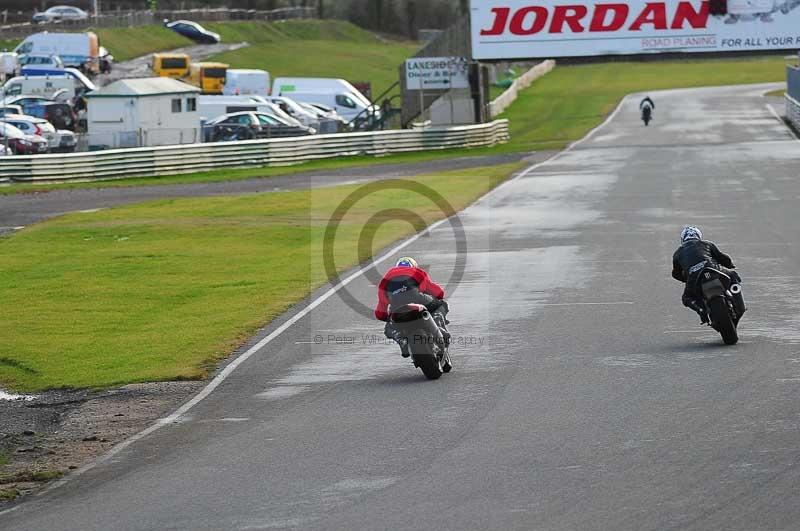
[0, 122, 49, 154]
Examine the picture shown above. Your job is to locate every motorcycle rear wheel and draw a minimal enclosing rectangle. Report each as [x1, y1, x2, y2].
[709, 297, 738, 345]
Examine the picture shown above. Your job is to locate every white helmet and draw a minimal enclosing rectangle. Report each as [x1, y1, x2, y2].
[680, 226, 702, 243]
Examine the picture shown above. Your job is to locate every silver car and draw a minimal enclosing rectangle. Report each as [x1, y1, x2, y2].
[0, 114, 76, 153]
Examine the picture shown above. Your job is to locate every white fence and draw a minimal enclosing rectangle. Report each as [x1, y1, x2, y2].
[489, 60, 556, 118]
[0, 120, 509, 183]
[787, 94, 800, 132]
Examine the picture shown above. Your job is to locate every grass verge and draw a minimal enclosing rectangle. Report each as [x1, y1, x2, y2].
[0, 162, 521, 392]
[207, 20, 416, 98]
[764, 89, 786, 98]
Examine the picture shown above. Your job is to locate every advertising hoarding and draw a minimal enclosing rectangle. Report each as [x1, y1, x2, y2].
[471, 0, 800, 59]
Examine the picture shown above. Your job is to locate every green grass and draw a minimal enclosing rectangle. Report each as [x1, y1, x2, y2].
[0, 451, 7, 466]
[0, 488, 19, 501]
[765, 89, 786, 97]
[94, 26, 193, 62]
[0, 163, 521, 392]
[207, 20, 416, 98]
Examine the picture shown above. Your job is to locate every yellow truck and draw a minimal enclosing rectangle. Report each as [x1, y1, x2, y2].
[186, 62, 228, 94]
[151, 53, 190, 79]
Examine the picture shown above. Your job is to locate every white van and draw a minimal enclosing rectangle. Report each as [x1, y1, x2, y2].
[271, 77, 379, 123]
[223, 69, 270, 96]
[14, 32, 100, 74]
[20, 66, 96, 96]
[0, 52, 19, 82]
[2, 75, 75, 100]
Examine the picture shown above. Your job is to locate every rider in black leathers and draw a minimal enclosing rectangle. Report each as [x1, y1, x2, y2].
[672, 226, 741, 323]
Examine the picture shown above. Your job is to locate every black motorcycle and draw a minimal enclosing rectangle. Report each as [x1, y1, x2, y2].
[642, 105, 652, 126]
[389, 303, 452, 380]
[695, 267, 746, 345]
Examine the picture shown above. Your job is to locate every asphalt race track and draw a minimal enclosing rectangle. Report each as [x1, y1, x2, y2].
[3, 83, 800, 530]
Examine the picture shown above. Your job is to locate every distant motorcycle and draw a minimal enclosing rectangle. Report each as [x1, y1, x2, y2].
[694, 267, 746, 344]
[642, 104, 653, 126]
[389, 303, 452, 380]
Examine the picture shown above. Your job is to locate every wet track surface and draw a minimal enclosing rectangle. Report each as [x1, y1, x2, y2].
[3, 83, 800, 530]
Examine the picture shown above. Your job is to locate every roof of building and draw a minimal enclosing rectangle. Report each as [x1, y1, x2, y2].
[86, 77, 201, 98]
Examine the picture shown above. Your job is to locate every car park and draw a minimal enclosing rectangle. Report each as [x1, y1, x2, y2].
[165, 20, 221, 44]
[1, 95, 55, 116]
[1, 113, 77, 153]
[262, 96, 321, 128]
[205, 111, 315, 142]
[0, 104, 24, 118]
[0, 122, 49, 154]
[32, 6, 89, 24]
[26, 101, 78, 131]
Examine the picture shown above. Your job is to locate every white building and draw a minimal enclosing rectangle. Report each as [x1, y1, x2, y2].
[86, 77, 201, 149]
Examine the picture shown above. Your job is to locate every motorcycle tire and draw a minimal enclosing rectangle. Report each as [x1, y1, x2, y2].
[644, 117, 650, 126]
[709, 297, 738, 345]
[418, 354, 443, 380]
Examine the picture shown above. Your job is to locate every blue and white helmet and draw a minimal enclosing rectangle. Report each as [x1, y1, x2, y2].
[680, 226, 702, 243]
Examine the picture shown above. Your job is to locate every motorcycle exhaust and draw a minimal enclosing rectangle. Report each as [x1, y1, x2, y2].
[729, 284, 746, 316]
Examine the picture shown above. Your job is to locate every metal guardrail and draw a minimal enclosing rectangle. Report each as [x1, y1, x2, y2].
[0, 120, 509, 183]
[786, 93, 800, 132]
[788, 65, 800, 101]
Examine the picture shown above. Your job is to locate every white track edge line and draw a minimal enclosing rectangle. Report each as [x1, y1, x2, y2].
[0, 93, 629, 516]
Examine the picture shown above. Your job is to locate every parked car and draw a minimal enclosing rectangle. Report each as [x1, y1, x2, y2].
[165, 20, 221, 44]
[0, 122, 49, 154]
[205, 111, 315, 142]
[1, 95, 54, 116]
[297, 101, 347, 133]
[18, 54, 64, 70]
[32, 6, 89, 24]
[1, 113, 76, 153]
[26, 101, 78, 131]
[99, 46, 113, 74]
[0, 105, 24, 118]
[262, 96, 320, 128]
[0, 144, 11, 156]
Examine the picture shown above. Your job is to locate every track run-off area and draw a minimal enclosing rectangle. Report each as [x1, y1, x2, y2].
[3, 82, 800, 530]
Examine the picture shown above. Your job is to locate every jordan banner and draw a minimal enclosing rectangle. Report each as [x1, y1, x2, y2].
[471, 0, 800, 59]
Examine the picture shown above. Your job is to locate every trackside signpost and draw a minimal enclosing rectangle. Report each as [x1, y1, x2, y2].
[470, 0, 800, 59]
[405, 57, 471, 89]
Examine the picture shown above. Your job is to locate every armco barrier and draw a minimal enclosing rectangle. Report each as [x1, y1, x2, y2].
[0, 120, 509, 183]
[786, 65, 800, 132]
[787, 93, 800, 132]
[489, 60, 556, 118]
